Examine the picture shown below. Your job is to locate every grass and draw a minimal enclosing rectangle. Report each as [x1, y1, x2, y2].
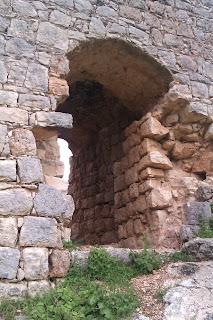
[62, 240, 79, 250]
[197, 216, 213, 238]
[0, 248, 195, 320]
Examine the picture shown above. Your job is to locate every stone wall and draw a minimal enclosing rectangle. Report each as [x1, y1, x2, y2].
[0, 0, 212, 298]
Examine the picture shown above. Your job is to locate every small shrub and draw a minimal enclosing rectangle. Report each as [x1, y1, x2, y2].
[87, 248, 136, 285]
[130, 248, 163, 275]
[197, 217, 213, 238]
[166, 251, 194, 263]
[154, 288, 168, 303]
[62, 240, 78, 250]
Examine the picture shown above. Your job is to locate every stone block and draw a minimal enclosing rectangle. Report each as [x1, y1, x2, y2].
[114, 175, 126, 192]
[37, 22, 68, 51]
[17, 157, 43, 184]
[0, 247, 20, 279]
[34, 184, 74, 220]
[140, 138, 162, 156]
[140, 117, 169, 141]
[0, 188, 33, 216]
[0, 160, 16, 181]
[133, 219, 145, 235]
[129, 183, 139, 200]
[125, 165, 138, 186]
[19, 94, 51, 110]
[192, 150, 213, 174]
[0, 283, 27, 299]
[9, 129, 37, 156]
[179, 225, 200, 242]
[49, 249, 71, 278]
[139, 151, 173, 171]
[28, 280, 50, 297]
[0, 107, 28, 125]
[49, 77, 69, 96]
[23, 247, 49, 280]
[25, 62, 48, 92]
[0, 90, 18, 106]
[196, 186, 213, 202]
[133, 195, 147, 213]
[0, 124, 7, 154]
[19, 216, 62, 248]
[205, 123, 213, 141]
[31, 111, 73, 129]
[139, 179, 161, 194]
[0, 217, 18, 247]
[183, 202, 212, 225]
[139, 167, 165, 180]
[171, 142, 197, 160]
[50, 10, 71, 27]
[182, 238, 213, 260]
[147, 187, 172, 209]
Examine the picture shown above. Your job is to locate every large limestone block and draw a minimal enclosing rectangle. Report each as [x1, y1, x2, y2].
[0, 159, 16, 181]
[146, 187, 172, 209]
[183, 202, 212, 225]
[140, 117, 169, 141]
[180, 101, 209, 123]
[34, 184, 74, 220]
[0, 90, 18, 106]
[0, 283, 27, 299]
[30, 111, 73, 129]
[140, 138, 162, 156]
[28, 280, 50, 297]
[9, 129, 37, 156]
[139, 151, 173, 171]
[0, 124, 7, 154]
[23, 247, 49, 280]
[17, 157, 43, 184]
[0, 247, 20, 279]
[25, 62, 48, 92]
[19, 216, 62, 248]
[37, 22, 68, 51]
[0, 217, 18, 247]
[0, 188, 33, 216]
[0, 107, 28, 125]
[49, 249, 70, 278]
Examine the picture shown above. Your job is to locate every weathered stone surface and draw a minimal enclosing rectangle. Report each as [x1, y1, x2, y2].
[49, 249, 70, 278]
[12, 0, 37, 17]
[205, 123, 213, 141]
[0, 90, 18, 106]
[146, 187, 172, 209]
[171, 141, 197, 160]
[0, 160, 16, 181]
[28, 280, 50, 297]
[0, 107, 28, 125]
[196, 186, 213, 202]
[140, 117, 169, 141]
[183, 201, 212, 225]
[19, 216, 62, 248]
[34, 184, 74, 220]
[0, 283, 27, 299]
[23, 247, 49, 280]
[140, 138, 161, 156]
[140, 167, 165, 180]
[19, 94, 51, 110]
[17, 157, 43, 184]
[139, 151, 173, 171]
[6, 37, 35, 58]
[179, 225, 200, 242]
[31, 111, 73, 128]
[182, 238, 213, 260]
[0, 247, 20, 279]
[49, 77, 69, 96]
[50, 10, 71, 27]
[9, 129, 37, 156]
[25, 63, 48, 92]
[0, 217, 18, 247]
[37, 22, 68, 51]
[0, 124, 7, 154]
[0, 188, 33, 216]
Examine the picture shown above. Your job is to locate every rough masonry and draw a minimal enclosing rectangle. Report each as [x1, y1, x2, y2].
[0, 0, 212, 298]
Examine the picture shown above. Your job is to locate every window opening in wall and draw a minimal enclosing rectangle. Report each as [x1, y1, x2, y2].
[58, 138, 72, 182]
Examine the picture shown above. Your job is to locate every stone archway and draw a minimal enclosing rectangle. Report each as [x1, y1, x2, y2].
[56, 38, 175, 248]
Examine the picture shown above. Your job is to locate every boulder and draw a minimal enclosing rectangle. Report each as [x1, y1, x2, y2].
[182, 238, 213, 260]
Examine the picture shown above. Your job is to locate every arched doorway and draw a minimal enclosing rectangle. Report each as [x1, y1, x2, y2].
[57, 38, 173, 247]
